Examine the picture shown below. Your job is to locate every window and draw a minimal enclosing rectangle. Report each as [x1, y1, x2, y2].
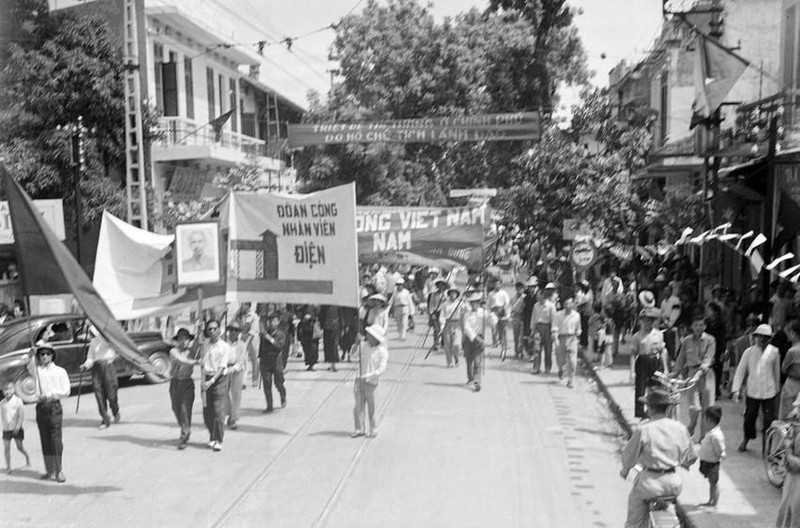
[660, 72, 669, 145]
[206, 67, 215, 119]
[153, 43, 164, 112]
[229, 78, 237, 131]
[184, 57, 194, 119]
[218, 74, 225, 115]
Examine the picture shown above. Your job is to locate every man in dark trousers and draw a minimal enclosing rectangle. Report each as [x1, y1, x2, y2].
[80, 327, 121, 429]
[28, 344, 70, 482]
[259, 313, 287, 412]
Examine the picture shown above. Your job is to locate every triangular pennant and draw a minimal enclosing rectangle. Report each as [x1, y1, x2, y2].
[766, 252, 795, 271]
[780, 263, 800, 278]
[745, 233, 767, 257]
[693, 33, 749, 118]
[749, 249, 764, 275]
[735, 231, 754, 251]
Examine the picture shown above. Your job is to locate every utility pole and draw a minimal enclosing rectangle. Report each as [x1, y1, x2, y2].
[63, 116, 87, 266]
[762, 112, 780, 321]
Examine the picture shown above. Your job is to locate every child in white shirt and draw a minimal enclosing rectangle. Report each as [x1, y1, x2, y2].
[1, 381, 30, 472]
[697, 405, 726, 508]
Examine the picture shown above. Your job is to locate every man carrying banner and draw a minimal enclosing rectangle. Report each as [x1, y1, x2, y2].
[389, 278, 415, 341]
[80, 326, 121, 429]
[440, 285, 464, 368]
[27, 344, 70, 482]
[462, 290, 496, 392]
[200, 320, 232, 451]
[259, 313, 287, 413]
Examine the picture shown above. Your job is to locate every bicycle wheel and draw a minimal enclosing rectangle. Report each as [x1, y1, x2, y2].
[764, 425, 788, 488]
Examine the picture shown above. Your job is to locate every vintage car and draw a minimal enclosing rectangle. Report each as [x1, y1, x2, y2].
[0, 314, 172, 402]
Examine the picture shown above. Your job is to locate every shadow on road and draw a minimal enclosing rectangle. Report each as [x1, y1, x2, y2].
[422, 381, 472, 390]
[0, 476, 121, 495]
[306, 430, 354, 438]
[92, 434, 174, 449]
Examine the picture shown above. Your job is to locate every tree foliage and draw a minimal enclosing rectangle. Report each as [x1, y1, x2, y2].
[0, 2, 126, 227]
[295, 0, 587, 206]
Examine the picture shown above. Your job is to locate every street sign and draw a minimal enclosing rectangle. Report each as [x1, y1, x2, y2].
[571, 239, 597, 270]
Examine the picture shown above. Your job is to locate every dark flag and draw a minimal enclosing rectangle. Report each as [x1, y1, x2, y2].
[0, 164, 158, 376]
[692, 32, 749, 122]
[210, 108, 235, 142]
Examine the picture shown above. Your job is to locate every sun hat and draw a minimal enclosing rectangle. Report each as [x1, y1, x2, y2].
[525, 276, 539, 287]
[364, 324, 386, 344]
[173, 327, 195, 341]
[395, 278, 404, 285]
[753, 323, 773, 337]
[368, 293, 388, 304]
[638, 290, 656, 308]
[544, 282, 556, 290]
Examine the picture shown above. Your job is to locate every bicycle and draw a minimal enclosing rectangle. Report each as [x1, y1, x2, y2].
[647, 494, 680, 528]
[764, 418, 799, 488]
[651, 371, 695, 420]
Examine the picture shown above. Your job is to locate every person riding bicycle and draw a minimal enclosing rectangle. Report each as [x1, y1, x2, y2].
[620, 387, 697, 528]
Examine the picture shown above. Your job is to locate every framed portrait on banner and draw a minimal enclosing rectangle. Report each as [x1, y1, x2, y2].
[175, 221, 220, 286]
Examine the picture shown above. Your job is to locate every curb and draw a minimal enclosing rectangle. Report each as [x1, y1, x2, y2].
[579, 349, 696, 528]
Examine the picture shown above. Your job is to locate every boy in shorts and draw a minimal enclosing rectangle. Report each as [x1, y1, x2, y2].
[1, 381, 30, 472]
[697, 405, 726, 508]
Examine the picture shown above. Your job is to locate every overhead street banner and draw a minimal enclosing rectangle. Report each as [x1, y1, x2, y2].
[356, 205, 488, 269]
[288, 112, 540, 147]
[222, 183, 360, 308]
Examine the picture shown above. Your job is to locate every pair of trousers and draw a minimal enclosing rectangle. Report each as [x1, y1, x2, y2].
[743, 395, 776, 441]
[557, 336, 579, 380]
[246, 339, 260, 386]
[682, 370, 715, 436]
[353, 379, 377, 432]
[442, 322, 461, 366]
[394, 307, 410, 339]
[462, 337, 484, 385]
[533, 323, 553, 372]
[226, 370, 243, 424]
[429, 313, 442, 348]
[261, 362, 286, 410]
[169, 377, 195, 441]
[512, 318, 523, 357]
[92, 361, 119, 424]
[35, 400, 63, 475]
[625, 470, 682, 528]
[202, 375, 229, 443]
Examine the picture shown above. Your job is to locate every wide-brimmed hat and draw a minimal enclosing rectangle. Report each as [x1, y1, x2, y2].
[447, 286, 460, 296]
[35, 344, 56, 357]
[395, 278, 405, 285]
[465, 290, 483, 302]
[753, 324, 773, 337]
[544, 282, 556, 290]
[368, 293, 388, 304]
[638, 387, 672, 406]
[364, 324, 386, 344]
[639, 307, 661, 320]
[638, 290, 656, 308]
[435, 278, 449, 289]
[525, 276, 539, 287]
[173, 327, 195, 341]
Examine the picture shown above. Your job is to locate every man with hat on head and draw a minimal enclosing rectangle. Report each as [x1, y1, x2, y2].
[427, 277, 449, 352]
[388, 277, 415, 341]
[631, 307, 668, 418]
[530, 283, 557, 375]
[731, 323, 780, 452]
[439, 284, 464, 368]
[510, 280, 528, 359]
[671, 306, 717, 438]
[620, 386, 697, 528]
[461, 289, 496, 391]
[169, 327, 201, 449]
[225, 321, 248, 430]
[521, 276, 539, 357]
[352, 324, 389, 438]
[364, 293, 389, 333]
[422, 268, 441, 313]
[27, 343, 70, 482]
[80, 325, 121, 429]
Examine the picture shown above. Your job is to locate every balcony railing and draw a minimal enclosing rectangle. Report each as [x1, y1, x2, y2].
[153, 117, 289, 159]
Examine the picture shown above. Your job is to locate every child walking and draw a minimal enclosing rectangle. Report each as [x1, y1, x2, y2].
[1, 381, 31, 472]
[697, 405, 726, 508]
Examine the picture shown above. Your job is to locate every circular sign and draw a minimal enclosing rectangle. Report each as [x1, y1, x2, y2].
[571, 240, 596, 270]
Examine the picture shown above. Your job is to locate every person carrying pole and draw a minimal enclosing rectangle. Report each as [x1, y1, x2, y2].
[461, 289, 496, 392]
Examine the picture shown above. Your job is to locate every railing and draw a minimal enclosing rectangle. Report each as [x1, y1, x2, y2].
[153, 117, 288, 159]
[725, 91, 800, 153]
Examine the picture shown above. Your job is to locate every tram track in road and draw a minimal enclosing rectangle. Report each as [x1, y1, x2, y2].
[209, 333, 422, 528]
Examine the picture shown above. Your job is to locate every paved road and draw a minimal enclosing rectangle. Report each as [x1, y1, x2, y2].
[1, 320, 629, 528]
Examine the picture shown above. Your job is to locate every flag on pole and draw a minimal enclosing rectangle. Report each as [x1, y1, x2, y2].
[692, 32, 749, 121]
[0, 164, 158, 376]
[745, 233, 767, 257]
[210, 108, 235, 142]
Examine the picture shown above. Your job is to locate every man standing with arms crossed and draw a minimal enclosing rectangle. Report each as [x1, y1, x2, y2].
[28, 344, 70, 482]
[80, 326, 121, 429]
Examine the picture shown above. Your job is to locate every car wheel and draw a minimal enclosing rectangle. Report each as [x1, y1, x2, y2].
[145, 351, 171, 384]
[15, 372, 38, 403]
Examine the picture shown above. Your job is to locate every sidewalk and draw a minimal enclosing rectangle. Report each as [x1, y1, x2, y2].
[590, 345, 782, 528]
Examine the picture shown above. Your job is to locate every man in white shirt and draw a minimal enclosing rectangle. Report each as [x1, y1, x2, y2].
[462, 290, 496, 392]
[27, 344, 70, 482]
[236, 303, 260, 388]
[554, 298, 582, 388]
[224, 322, 248, 430]
[352, 325, 389, 438]
[489, 280, 511, 349]
[731, 323, 780, 452]
[389, 278, 415, 341]
[80, 327, 120, 429]
[200, 320, 233, 451]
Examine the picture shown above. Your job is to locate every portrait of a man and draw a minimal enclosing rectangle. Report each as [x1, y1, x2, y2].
[176, 222, 220, 285]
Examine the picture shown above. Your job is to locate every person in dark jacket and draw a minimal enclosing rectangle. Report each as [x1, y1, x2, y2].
[320, 305, 341, 371]
[258, 314, 286, 412]
[297, 312, 320, 371]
